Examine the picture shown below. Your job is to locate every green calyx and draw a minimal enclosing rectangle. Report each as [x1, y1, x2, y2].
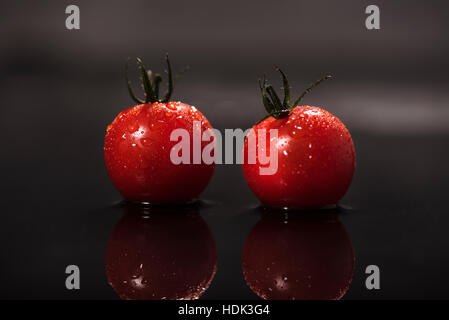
[126, 54, 187, 104]
[258, 68, 332, 122]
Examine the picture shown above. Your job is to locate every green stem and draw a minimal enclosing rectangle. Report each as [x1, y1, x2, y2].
[257, 69, 332, 122]
[125, 58, 145, 104]
[125, 55, 178, 104]
[162, 53, 174, 103]
[276, 67, 290, 108]
[292, 75, 332, 107]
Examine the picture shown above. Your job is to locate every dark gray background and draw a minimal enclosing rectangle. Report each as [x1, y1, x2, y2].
[0, 0, 448, 299]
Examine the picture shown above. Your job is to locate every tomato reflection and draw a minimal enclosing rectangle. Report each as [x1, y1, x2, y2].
[105, 203, 217, 300]
[242, 208, 354, 300]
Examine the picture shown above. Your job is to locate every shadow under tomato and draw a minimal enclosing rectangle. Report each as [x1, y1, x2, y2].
[241, 207, 355, 300]
[104, 202, 217, 300]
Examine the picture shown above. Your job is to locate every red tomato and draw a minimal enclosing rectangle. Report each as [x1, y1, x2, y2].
[242, 209, 354, 300]
[105, 203, 217, 300]
[242, 70, 355, 210]
[104, 57, 215, 204]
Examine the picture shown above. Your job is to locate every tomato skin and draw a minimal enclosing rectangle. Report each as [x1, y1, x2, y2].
[242, 105, 355, 210]
[104, 102, 215, 204]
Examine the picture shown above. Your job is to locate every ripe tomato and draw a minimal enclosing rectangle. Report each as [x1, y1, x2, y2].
[242, 70, 355, 210]
[242, 208, 354, 300]
[105, 203, 217, 300]
[104, 56, 214, 204]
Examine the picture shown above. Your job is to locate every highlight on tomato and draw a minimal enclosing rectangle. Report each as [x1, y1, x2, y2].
[104, 55, 215, 204]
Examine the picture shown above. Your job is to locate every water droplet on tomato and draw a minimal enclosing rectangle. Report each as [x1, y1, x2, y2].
[166, 103, 177, 111]
[176, 117, 186, 127]
[150, 122, 164, 131]
[140, 138, 151, 146]
[127, 124, 137, 133]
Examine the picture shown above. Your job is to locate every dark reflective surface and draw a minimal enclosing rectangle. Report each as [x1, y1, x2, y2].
[242, 208, 354, 300]
[105, 203, 217, 300]
[1, 0, 449, 300]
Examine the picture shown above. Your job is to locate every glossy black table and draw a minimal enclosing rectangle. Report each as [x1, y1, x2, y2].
[1, 131, 448, 299]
